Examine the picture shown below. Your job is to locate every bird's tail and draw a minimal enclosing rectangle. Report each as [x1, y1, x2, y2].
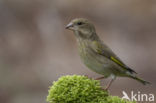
[129, 76, 150, 85]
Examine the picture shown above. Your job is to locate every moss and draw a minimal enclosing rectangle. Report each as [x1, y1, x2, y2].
[47, 75, 136, 103]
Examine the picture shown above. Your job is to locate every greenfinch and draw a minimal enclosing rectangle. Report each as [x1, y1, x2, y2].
[66, 18, 150, 89]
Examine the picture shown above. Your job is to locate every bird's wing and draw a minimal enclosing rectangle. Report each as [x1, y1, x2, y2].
[91, 40, 137, 74]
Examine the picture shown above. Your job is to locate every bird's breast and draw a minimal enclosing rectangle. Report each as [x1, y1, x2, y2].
[78, 41, 112, 76]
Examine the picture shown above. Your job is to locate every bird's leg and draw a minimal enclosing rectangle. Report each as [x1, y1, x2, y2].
[95, 76, 105, 80]
[104, 78, 114, 90]
[104, 75, 116, 90]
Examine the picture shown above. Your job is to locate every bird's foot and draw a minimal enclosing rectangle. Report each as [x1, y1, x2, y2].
[95, 76, 105, 80]
[101, 87, 108, 91]
[103, 86, 109, 91]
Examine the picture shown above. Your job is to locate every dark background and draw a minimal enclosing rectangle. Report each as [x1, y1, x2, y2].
[0, 0, 155, 103]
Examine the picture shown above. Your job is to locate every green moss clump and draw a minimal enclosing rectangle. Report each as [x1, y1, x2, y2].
[47, 75, 136, 103]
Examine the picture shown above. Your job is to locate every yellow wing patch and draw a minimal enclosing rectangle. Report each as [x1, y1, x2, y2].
[111, 56, 137, 74]
[110, 56, 124, 67]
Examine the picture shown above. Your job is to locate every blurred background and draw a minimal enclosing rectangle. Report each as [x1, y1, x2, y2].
[0, 0, 156, 103]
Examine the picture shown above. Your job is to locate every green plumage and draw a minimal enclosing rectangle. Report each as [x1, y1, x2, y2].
[66, 18, 150, 87]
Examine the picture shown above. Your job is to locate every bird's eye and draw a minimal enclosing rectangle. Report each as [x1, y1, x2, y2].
[77, 22, 83, 25]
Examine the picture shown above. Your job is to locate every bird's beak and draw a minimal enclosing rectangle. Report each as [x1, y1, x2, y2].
[66, 22, 74, 30]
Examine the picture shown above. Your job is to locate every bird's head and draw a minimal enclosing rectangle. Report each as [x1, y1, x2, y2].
[66, 18, 96, 39]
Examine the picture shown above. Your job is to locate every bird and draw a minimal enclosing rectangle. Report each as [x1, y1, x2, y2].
[65, 18, 150, 90]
